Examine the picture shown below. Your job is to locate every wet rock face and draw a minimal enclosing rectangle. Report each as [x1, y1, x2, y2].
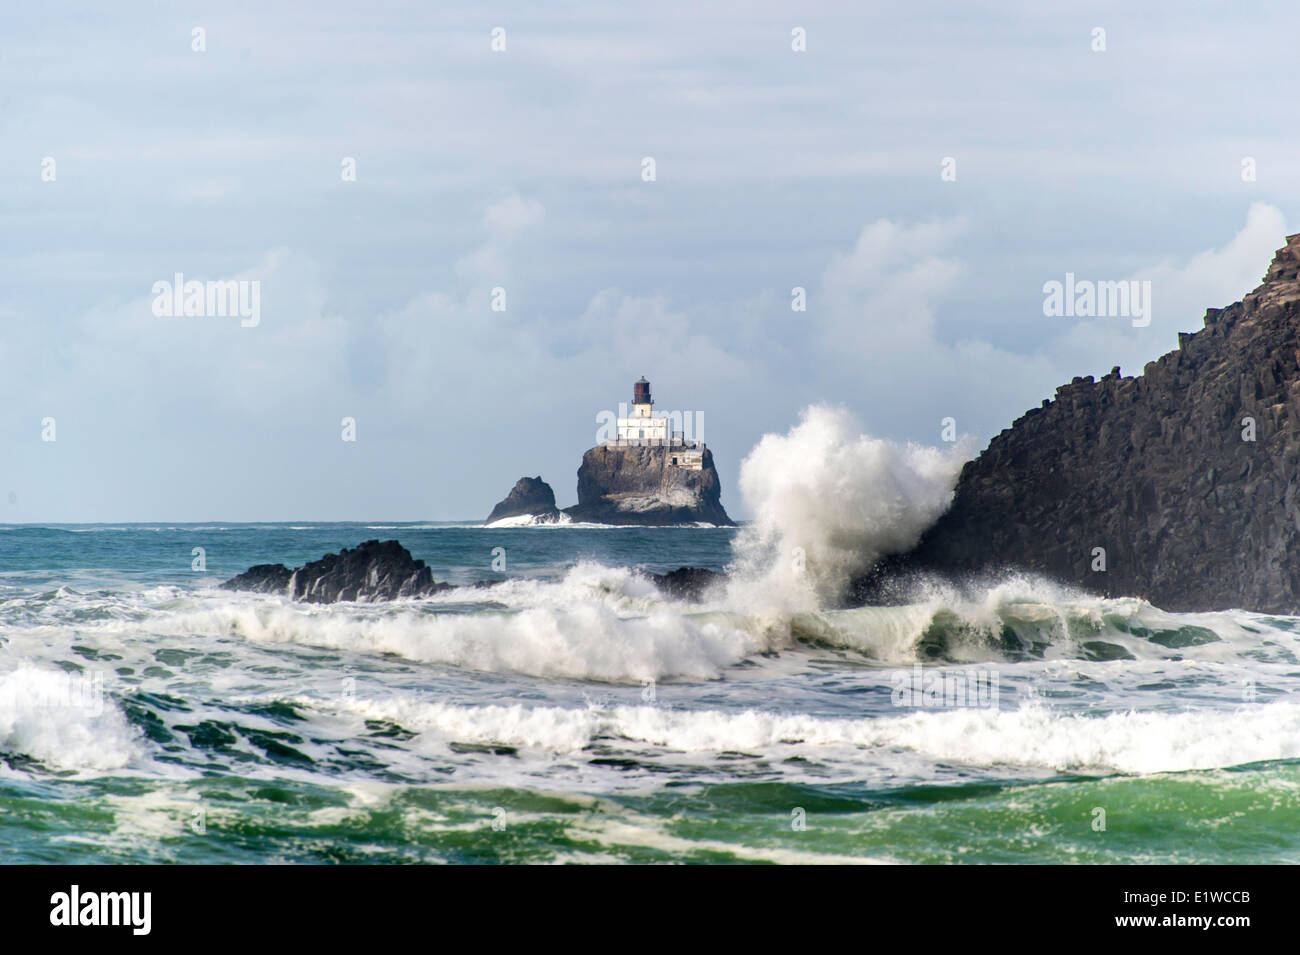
[485, 476, 561, 524]
[220, 563, 292, 595]
[863, 233, 1300, 614]
[222, 539, 451, 603]
[563, 445, 735, 526]
[649, 566, 727, 601]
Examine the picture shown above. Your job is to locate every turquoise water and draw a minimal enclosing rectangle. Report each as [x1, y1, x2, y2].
[3, 522, 1300, 864]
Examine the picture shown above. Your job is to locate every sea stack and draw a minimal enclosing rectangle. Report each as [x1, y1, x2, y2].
[859, 233, 1300, 614]
[562, 377, 734, 526]
[485, 476, 562, 524]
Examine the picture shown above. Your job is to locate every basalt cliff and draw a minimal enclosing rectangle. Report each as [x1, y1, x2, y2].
[856, 233, 1300, 614]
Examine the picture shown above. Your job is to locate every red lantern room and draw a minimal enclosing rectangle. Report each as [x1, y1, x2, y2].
[633, 376, 652, 407]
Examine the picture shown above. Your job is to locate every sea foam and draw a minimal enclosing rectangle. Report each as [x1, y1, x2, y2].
[193, 594, 768, 683]
[0, 665, 140, 772]
[315, 693, 1300, 776]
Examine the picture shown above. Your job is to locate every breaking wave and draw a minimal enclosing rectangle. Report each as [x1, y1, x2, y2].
[0, 665, 141, 772]
[313, 693, 1300, 776]
[168, 564, 772, 683]
[790, 571, 1299, 664]
[727, 404, 972, 613]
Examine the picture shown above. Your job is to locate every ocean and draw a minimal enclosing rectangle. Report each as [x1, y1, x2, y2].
[3, 520, 1300, 864]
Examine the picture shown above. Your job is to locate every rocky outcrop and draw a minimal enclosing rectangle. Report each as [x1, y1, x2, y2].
[222, 539, 452, 603]
[485, 476, 561, 524]
[649, 567, 727, 601]
[562, 445, 734, 526]
[221, 563, 292, 595]
[857, 233, 1300, 614]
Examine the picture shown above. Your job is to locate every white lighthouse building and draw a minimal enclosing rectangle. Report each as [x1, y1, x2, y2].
[617, 376, 669, 442]
[610, 377, 704, 469]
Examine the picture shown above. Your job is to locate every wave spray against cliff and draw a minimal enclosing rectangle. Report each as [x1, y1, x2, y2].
[726, 405, 972, 612]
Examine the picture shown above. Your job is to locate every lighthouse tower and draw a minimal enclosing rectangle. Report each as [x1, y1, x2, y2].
[632, 377, 653, 419]
[606, 376, 706, 469]
[616, 376, 669, 443]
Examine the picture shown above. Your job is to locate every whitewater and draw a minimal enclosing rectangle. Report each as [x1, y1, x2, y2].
[4, 406, 1300, 864]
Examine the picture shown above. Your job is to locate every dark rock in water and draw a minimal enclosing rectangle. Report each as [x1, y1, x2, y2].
[649, 566, 727, 601]
[845, 553, 923, 606]
[857, 233, 1300, 614]
[563, 444, 734, 526]
[485, 476, 561, 524]
[221, 562, 293, 595]
[222, 539, 452, 603]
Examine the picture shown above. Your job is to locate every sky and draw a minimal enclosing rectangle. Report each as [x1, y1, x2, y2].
[2, 1, 1299, 521]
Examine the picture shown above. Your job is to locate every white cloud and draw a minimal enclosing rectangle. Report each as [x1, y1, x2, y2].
[1056, 202, 1289, 379]
[483, 194, 546, 239]
[820, 217, 969, 354]
[455, 194, 546, 280]
[43, 250, 354, 419]
[806, 217, 1062, 442]
[801, 205, 1294, 450]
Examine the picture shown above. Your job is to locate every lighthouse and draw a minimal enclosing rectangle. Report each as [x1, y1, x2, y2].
[617, 377, 669, 442]
[611, 377, 704, 469]
[487, 374, 730, 525]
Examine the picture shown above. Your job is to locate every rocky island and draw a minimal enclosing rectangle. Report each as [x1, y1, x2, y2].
[484, 476, 562, 524]
[562, 442, 732, 525]
[222, 539, 452, 602]
[485, 377, 734, 526]
[855, 232, 1300, 614]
